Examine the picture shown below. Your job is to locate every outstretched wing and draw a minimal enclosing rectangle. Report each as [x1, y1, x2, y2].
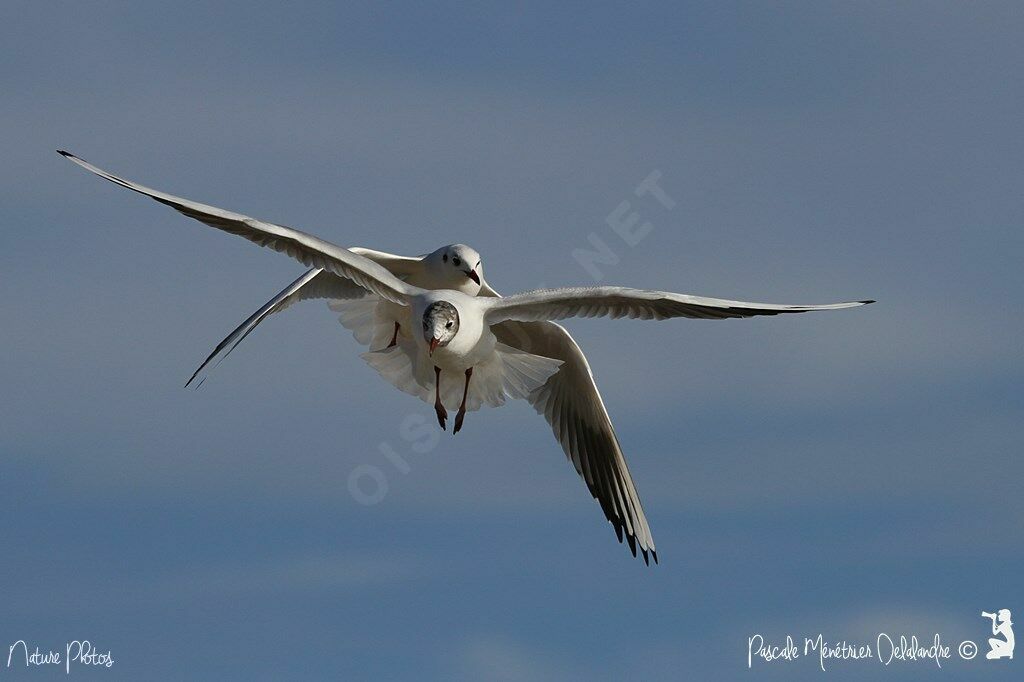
[480, 281, 657, 564]
[185, 269, 363, 387]
[485, 286, 872, 324]
[59, 151, 417, 305]
[186, 249, 424, 387]
[481, 283, 873, 564]
[491, 318, 658, 564]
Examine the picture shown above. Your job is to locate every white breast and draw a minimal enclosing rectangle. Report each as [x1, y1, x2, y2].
[413, 291, 494, 371]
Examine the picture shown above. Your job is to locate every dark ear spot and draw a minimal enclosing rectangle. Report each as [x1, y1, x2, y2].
[443, 254, 448, 262]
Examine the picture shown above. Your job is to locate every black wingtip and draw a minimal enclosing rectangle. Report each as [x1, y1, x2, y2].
[184, 370, 201, 389]
[611, 522, 656, 565]
[57, 149, 72, 158]
[861, 300, 876, 305]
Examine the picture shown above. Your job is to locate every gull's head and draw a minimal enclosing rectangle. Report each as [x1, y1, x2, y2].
[426, 244, 483, 294]
[422, 301, 460, 356]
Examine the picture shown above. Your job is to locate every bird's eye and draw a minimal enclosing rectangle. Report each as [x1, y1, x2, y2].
[445, 321, 453, 329]
[443, 254, 448, 262]
[452, 257, 461, 266]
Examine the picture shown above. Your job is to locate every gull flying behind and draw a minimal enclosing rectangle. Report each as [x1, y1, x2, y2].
[60, 151, 873, 565]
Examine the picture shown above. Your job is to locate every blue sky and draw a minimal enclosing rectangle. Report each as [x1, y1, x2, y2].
[2, 2, 1022, 679]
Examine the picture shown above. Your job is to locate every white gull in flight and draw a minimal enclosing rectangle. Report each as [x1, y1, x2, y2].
[60, 150, 873, 564]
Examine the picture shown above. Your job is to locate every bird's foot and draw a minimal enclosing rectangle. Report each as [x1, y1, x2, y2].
[434, 403, 448, 431]
[453, 408, 467, 434]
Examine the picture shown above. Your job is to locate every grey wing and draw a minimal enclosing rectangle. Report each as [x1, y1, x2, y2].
[185, 248, 423, 387]
[485, 286, 873, 324]
[59, 151, 416, 304]
[185, 269, 367, 388]
[491, 319, 657, 565]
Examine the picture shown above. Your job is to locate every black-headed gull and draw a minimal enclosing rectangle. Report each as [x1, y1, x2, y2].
[184, 246, 674, 561]
[60, 151, 873, 564]
[183, 244, 486, 388]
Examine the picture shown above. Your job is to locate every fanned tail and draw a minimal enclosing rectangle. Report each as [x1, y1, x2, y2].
[360, 342, 563, 412]
[329, 296, 394, 348]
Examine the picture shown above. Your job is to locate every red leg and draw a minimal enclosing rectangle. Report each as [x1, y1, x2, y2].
[453, 367, 473, 434]
[433, 365, 447, 430]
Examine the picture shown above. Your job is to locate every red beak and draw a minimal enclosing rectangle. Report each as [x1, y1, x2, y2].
[429, 337, 440, 356]
[466, 269, 480, 285]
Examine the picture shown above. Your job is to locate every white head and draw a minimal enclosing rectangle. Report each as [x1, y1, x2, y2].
[424, 244, 483, 294]
[422, 301, 460, 355]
